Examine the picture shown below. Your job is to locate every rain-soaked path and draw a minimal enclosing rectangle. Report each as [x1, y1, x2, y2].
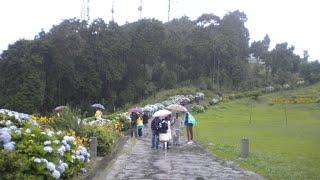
[93, 127, 263, 180]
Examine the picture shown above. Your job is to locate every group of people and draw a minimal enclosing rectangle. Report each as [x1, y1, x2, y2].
[130, 111, 149, 138]
[130, 110, 195, 150]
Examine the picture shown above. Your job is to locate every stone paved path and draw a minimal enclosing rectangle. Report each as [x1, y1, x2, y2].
[94, 128, 263, 180]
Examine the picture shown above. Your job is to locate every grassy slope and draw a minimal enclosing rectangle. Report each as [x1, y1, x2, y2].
[194, 84, 320, 179]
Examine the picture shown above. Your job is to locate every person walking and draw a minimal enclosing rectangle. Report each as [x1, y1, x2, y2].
[136, 113, 144, 138]
[130, 112, 138, 138]
[95, 108, 102, 120]
[142, 113, 149, 136]
[172, 112, 181, 145]
[159, 117, 171, 149]
[184, 112, 194, 144]
[151, 117, 161, 149]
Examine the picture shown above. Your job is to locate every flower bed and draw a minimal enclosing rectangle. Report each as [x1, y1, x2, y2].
[0, 109, 90, 179]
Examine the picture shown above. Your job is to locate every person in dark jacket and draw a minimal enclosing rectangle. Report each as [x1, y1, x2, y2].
[151, 117, 161, 149]
[130, 112, 138, 138]
[142, 113, 149, 136]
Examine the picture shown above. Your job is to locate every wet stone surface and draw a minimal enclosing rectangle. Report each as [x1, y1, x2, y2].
[94, 128, 263, 180]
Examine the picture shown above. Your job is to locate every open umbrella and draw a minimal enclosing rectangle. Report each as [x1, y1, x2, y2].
[129, 107, 143, 113]
[152, 109, 172, 118]
[54, 106, 67, 112]
[91, 103, 105, 110]
[165, 104, 188, 112]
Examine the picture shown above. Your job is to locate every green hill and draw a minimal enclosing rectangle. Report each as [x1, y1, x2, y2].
[195, 83, 320, 179]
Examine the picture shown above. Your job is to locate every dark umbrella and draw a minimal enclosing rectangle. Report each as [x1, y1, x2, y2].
[91, 103, 105, 110]
[129, 107, 143, 113]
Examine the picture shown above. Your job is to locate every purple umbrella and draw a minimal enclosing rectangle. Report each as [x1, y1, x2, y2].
[129, 107, 143, 113]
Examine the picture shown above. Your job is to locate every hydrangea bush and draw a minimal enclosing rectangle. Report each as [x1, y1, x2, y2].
[0, 110, 90, 179]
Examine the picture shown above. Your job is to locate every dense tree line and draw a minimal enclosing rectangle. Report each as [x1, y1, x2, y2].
[0, 11, 319, 114]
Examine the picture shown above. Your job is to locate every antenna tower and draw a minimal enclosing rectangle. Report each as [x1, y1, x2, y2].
[138, 0, 143, 19]
[81, 0, 90, 21]
[168, 0, 171, 22]
[111, 0, 115, 21]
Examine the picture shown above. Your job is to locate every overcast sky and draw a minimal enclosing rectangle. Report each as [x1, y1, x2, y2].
[0, 0, 319, 61]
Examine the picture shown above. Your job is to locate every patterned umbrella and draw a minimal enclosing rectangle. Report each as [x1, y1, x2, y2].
[91, 103, 105, 110]
[165, 104, 188, 112]
[152, 109, 172, 118]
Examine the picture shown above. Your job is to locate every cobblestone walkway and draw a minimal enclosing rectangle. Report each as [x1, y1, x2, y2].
[94, 128, 263, 180]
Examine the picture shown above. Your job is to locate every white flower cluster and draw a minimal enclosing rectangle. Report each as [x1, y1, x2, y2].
[83, 118, 112, 126]
[297, 80, 305, 85]
[283, 84, 290, 89]
[0, 109, 33, 125]
[142, 92, 204, 115]
[211, 95, 222, 105]
[265, 86, 275, 92]
[33, 158, 69, 179]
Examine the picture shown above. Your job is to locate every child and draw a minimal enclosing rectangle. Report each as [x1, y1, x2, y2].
[159, 117, 170, 149]
[136, 113, 144, 137]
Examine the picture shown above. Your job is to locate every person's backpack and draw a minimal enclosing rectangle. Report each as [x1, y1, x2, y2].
[159, 120, 168, 133]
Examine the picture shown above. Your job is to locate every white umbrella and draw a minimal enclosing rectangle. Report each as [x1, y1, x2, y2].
[152, 109, 172, 118]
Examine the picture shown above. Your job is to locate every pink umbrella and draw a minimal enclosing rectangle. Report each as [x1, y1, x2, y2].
[166, 104, 188, 112]
[152, 109, 172, 118]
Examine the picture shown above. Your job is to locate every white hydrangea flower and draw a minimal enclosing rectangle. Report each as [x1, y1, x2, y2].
[46, 162, 56, 171]
[63, 136, 75, 143]
[41, 132, 46, 135]
[44, 146, 53, 153]
[34, 158, 42, 163]
[5, 120, 12, 126]
[41, 158, 48, 164]
[47, 130, 54, 137]
[56, 131, 62, 135]
[64, 144, 71, 151]
[25, 128, 32, 133]
[61, 139, 67, 145]
[4, 141, 15, 151]
[31, 134, 36, 137]
[58, 145, 66, 156]
[44, 141, 52, 145]
[52, 170, 60, 179]
[53, 140, 60, 144]
[14, 129, 22, 135]
[9, 125, 17, 130]
[62, 162, 68, 168]
[57, 164, 66, 174]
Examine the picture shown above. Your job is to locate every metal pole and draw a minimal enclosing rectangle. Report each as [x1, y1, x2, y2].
[241, 137, 249, 158]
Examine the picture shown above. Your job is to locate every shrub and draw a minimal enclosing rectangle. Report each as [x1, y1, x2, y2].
[191, 105, 205, 113]
[0, 111, 90, 179]
[80, 125, 119, 156]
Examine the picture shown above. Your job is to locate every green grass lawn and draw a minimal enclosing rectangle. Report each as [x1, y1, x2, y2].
[194, 84, 320, 179]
